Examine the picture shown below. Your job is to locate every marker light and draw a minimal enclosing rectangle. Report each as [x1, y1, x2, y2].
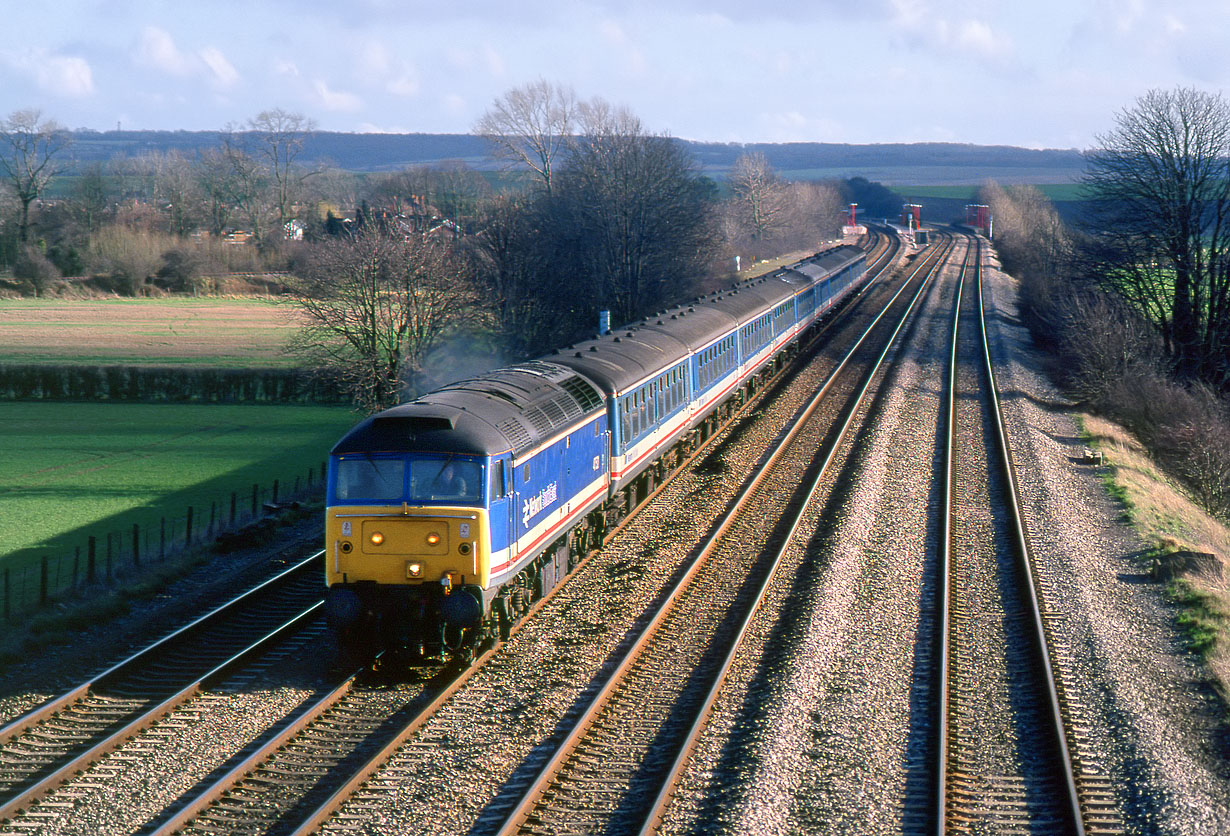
[426, 532, 441, 546]
[407, 562, 423, 577]
[370, 531, 384, 546]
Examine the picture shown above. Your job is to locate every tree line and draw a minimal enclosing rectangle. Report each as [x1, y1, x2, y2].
[981, 86, 1230, 518]
[2, 83, 861, 413]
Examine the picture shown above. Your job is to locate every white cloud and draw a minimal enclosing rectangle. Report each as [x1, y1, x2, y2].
[313, 79, 362, 111]
[135, 27, 238, 90]
[481, 43, 505, 77]
[1, 48, 94, 97]
[386, 72, 420, 97]
[601, 20, 627, 45]
[199, 47, 239, 88]
[39, 54, 95, 97]
[137, 26, 192, 76]
[956, 21, 1005, 59]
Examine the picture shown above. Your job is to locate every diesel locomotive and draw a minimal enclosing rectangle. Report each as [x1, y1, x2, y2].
[324, 244, 869, 661]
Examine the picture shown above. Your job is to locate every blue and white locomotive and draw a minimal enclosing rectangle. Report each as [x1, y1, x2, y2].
[324, 245, 868, 659]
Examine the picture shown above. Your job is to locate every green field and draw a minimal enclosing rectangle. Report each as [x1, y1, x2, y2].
[0, 297, 302, 367]
[900, 183, 1088, 201]
[0, 402, 359, 573]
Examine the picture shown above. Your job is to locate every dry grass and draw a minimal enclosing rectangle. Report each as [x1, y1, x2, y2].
[0, 298, 306, 368]
[1083, 414, 1230, 690]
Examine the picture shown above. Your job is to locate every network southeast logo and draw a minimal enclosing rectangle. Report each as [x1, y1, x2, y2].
[522, 481, 559, 528]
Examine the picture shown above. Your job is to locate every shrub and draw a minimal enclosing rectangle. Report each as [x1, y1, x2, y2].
[13, 245, 60, 297]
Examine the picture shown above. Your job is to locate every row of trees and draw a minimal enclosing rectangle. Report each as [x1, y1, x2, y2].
[982, 86, 1230, 517]
[2, 85, 855, 412]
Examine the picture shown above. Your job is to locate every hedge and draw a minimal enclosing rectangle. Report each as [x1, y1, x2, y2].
[0, 363, 348, 404]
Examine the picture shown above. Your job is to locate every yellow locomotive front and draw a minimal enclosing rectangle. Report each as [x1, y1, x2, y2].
[324, 452, 496, 659]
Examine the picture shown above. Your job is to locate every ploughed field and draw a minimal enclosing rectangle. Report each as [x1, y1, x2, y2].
[0, 298, 303, 367]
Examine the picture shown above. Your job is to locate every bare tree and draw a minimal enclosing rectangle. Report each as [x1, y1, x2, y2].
[475, 80, 576, 194]
[149, 150, 203, 237]
[247, 108, 317, 235]
[471, 193, 556, 356]
[783, 180, 844, 247]
[550, 106, 717, 323]
[69, 162, 110, 234]
[286, 230, 481, 412]
[729, 152, 792, 242]
[220, 139, 269, 244]
[0, 109, 72, 243]
[196, 148, 237, 237]
[1084, 87, 1230, 385]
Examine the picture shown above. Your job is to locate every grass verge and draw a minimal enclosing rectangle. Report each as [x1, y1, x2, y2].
[1081, 414, 1230, 694]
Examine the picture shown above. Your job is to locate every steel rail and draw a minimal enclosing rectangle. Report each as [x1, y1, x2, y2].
[0, 601, 324, 821]
[934, 237, 972, 835]
[974, 239, 1086, 834]
[0, 550, 323, 749]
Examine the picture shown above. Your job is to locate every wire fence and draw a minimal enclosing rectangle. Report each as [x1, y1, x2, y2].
[2, 462, 327, 623]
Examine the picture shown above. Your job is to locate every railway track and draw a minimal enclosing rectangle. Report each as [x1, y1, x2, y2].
[933, 236, 1123, 834]
[0, 553, 325, 825]
[483, 235, 954, 835]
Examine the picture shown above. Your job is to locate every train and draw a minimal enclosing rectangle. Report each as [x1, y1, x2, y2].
[323, 243, 871, 661]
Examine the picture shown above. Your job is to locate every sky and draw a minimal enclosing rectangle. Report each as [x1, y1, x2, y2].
[2, 0, 1228, 150]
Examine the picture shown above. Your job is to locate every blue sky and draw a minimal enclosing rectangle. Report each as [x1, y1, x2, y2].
[3, 0, 1227, 149]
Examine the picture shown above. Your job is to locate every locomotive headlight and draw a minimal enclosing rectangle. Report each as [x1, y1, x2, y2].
[370, 531, 384, 546]
[426, 532, 441, 546]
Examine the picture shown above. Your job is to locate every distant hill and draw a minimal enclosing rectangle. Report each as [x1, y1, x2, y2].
[62, 130, 1086, 185]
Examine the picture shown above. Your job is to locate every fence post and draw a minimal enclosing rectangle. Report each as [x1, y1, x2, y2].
[133, 523, 141, 568]
[230, 492, 237, 526]
[209, 502, 216, 535]
[40, 556, 48, 606]
[252, 484, 258, 516]
[88, 536, 97, 584]
[186, 506, 194, 545]
[160, 518, 166, 559]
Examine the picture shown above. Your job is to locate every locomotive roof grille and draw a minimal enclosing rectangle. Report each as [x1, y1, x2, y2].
[496, 418, 533, 451]
[560, 376, 603, 411]
[523, 406, 554, 436]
